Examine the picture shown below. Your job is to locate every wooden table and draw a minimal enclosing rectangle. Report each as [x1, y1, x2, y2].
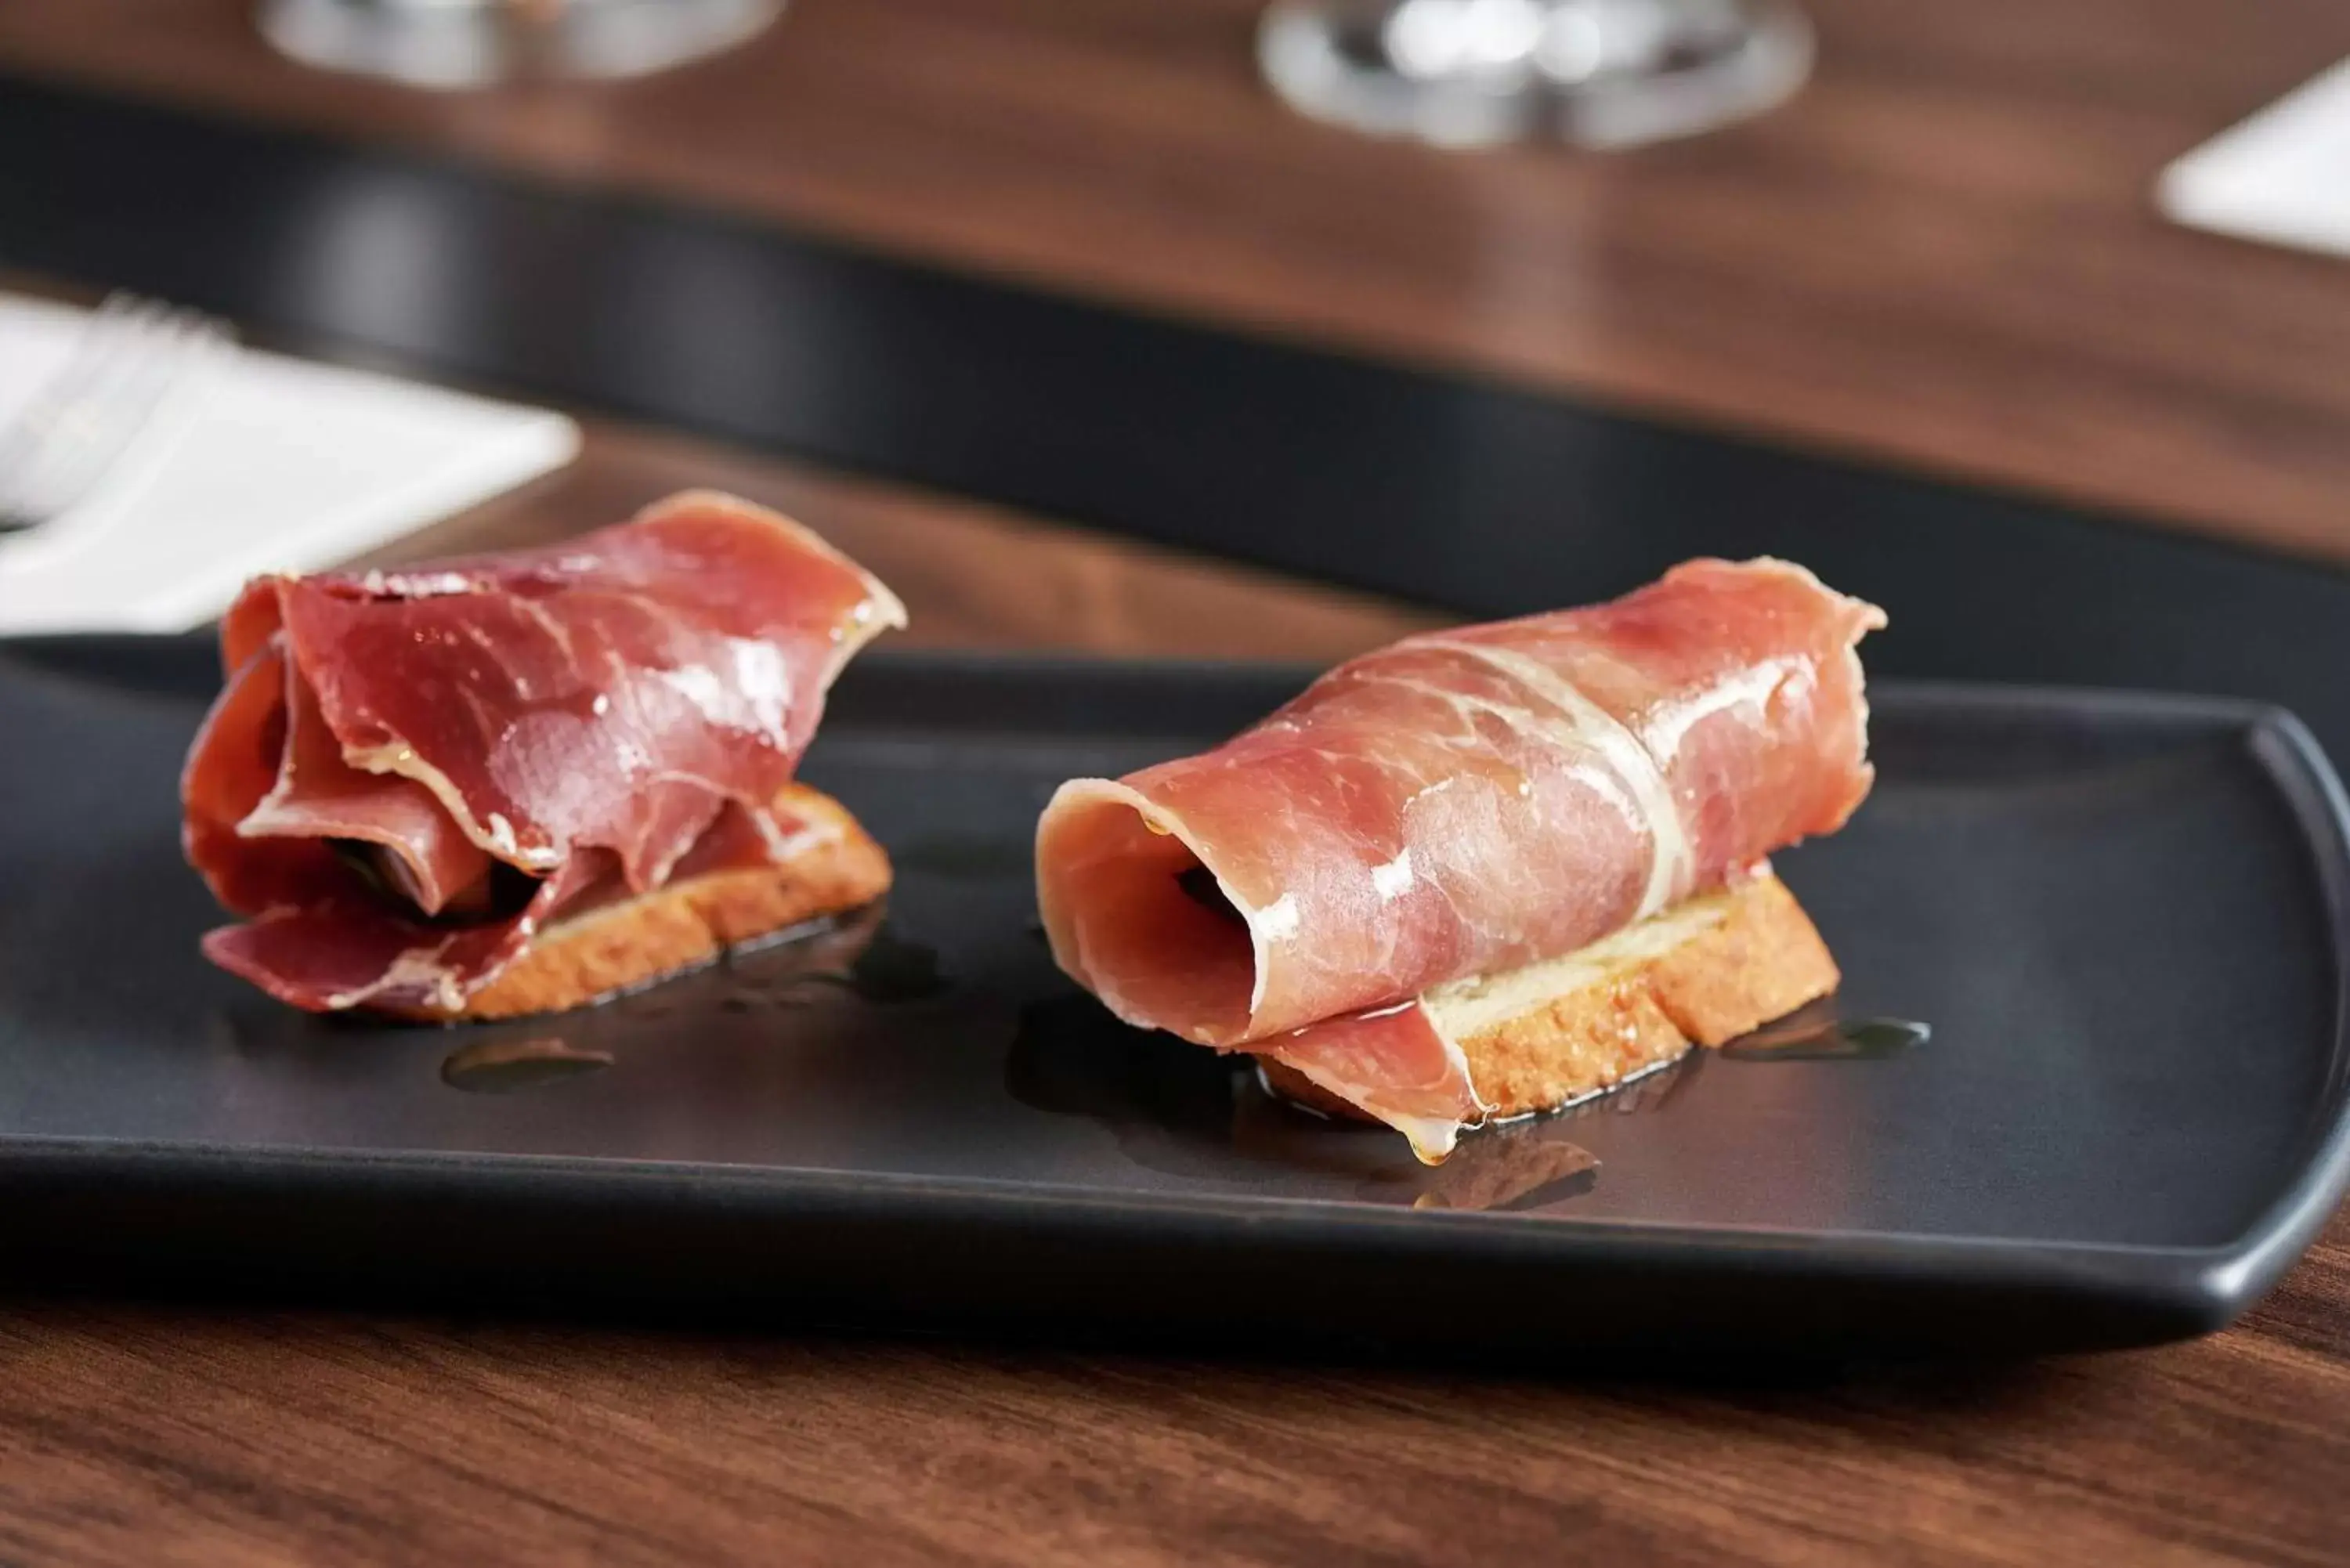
[10, 0, 2350, 565]
[3, 4, 2348, 1563]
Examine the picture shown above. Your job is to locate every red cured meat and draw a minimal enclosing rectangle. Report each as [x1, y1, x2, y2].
[1258, 1003, 1486, 1160]
[238, 642, 497, 915]
[1036, 558, 1882, 1154]
[183, 490, 903, 1013]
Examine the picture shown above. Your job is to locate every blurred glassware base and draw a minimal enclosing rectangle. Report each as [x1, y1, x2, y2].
[1260, 0, 1812, 150]
[258, 0, 784, 89]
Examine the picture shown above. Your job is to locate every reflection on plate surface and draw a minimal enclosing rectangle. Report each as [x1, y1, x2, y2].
[441, 1037, 614, 1093]
[1720, 999, 1931, 1060]
[1007, 992, 1618, 1212]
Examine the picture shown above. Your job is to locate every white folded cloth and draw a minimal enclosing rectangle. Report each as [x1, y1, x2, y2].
[0, 292, 578, 634]
[2160, 56, 2350, 259]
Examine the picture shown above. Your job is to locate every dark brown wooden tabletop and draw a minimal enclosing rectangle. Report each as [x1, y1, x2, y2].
[9, 0, 2350, 564]
[2, 3, 2349, 1563]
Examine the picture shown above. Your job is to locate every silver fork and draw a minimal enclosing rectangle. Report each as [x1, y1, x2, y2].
[0, 293, 237, 533]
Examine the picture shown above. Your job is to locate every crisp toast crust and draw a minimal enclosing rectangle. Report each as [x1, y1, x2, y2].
[388, 782, 891, 1023]
[1260, 873, 1838, 1122]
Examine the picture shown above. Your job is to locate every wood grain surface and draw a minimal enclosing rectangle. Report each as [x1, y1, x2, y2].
[5, 0, 2350, 566]
[4, 4, 2350, 1563]
[1, 1216, 2344, 1567]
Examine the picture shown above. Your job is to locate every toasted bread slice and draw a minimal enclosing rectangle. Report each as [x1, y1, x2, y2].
[1260, 871, 1838, 1122]
[398, 782, 891, 1023]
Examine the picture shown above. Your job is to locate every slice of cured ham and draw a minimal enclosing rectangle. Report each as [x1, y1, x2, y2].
[183, 490, 904, 1014]
[1035, 558, 1883, 1158]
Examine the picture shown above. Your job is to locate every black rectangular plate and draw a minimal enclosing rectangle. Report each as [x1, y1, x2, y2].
[3, 636, 2348, 1359]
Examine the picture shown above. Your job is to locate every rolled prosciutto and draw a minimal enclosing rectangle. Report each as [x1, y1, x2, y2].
[183, 490, 904, 1017]
[1035, 558, 1883, 1158]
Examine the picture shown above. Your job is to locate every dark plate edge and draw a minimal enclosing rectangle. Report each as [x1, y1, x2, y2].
[0, 1132, 2276, 1285]
[0, 1139, 2235, 1357]
[2178, 708, 2350, 1331]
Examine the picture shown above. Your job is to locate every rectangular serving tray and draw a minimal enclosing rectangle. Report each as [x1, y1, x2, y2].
[2, 636, 2345, 1358]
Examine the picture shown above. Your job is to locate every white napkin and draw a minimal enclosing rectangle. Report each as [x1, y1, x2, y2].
[2158, 56, 2350, 258]
[0, 293, 579, 634]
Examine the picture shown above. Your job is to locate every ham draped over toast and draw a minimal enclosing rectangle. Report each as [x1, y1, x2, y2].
[183, 490, 903, 1018]
[1035, 558, 1885, 1161]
